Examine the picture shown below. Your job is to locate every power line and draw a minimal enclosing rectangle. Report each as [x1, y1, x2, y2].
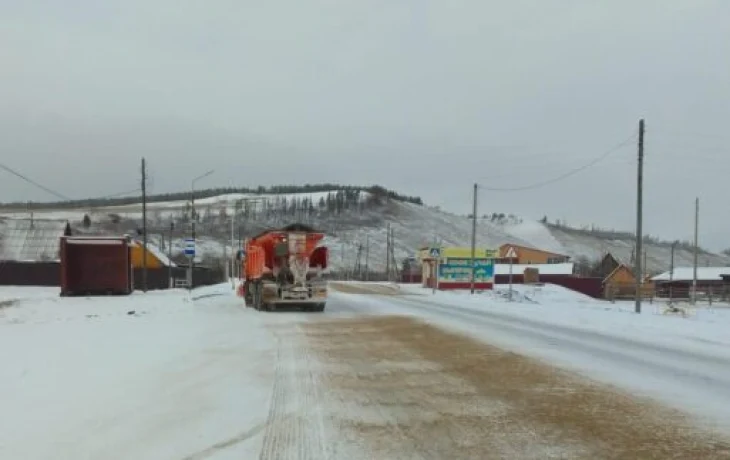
[478, 156, 634, 182]
[0, 162, 71, 201]
[476, 134, 637, 192]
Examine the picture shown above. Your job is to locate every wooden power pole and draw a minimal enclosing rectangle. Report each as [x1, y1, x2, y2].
[634, 119, 645, 313]
[692, 197, 699, 304]
[141, 158, 148, 293]
[364, 234, 370, 281]
[470, 183, 478, 294]
[385, 223, 390, 281]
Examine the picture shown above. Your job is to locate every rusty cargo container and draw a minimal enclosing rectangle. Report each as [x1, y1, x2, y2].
[60, 236, 133, 296]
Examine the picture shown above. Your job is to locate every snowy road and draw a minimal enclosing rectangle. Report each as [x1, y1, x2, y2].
[2, 284, 730, 459]
[344, 288, 730, 430]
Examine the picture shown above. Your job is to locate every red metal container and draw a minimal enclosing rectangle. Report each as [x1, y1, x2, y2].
[60, 236, 133, 296]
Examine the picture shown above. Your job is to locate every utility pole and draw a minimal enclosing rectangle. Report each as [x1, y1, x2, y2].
[692, 197, 699, 305]
[669, 240, 676, 304]
[470, 183, 478, 294]
[389, 226, 397, 282]
[634, 119, 645, 313]
[364, 234, 370, 281]
[354, 243, 363, 279]
[231, 213, 235, 288]
[189, 170, 213, 290]
[341, 241, 345, 280]
[168, 221, 174, 289]
[141, 158, 148, 293]
[508, 255, 514, 302]
[385, 223, 391, 281]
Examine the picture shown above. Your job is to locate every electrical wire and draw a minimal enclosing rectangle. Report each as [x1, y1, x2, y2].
[478, 155, 634, 182]
[0, 163, 71, 201]
[476, 134, 637, 192]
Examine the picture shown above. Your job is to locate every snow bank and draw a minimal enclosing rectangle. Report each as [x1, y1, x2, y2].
[398, 283, 730, 353]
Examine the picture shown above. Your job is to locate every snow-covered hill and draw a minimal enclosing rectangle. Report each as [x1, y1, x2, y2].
[2, 190, 728, 274]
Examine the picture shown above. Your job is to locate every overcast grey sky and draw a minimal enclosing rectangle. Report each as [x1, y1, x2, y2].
[2, 1, 729, 248]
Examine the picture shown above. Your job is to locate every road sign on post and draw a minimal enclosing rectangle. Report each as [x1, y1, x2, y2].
[505, 247, 517, 301]
[184, 238, 195, 290]
[184, 238, 196, 257]
[429, 247, 441, 294]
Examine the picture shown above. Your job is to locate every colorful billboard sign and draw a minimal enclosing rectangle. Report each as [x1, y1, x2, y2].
[438, 258, 494, 283]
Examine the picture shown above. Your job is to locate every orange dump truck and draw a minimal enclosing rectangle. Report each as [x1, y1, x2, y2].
[242, 223, 328, 311]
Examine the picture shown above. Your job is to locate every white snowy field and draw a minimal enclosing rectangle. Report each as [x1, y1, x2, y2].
[2, 282, 729, 458]
[0, 285, 283, 460]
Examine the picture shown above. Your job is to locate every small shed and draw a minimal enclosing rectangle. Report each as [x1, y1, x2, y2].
[60, 236, 133, 296]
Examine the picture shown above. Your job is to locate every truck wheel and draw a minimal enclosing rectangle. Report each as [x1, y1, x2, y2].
[243, 281, 252, 307]
[253, 283, 262, 310]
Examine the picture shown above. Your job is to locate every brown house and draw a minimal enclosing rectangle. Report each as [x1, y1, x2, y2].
[498, 244, 570, 265]
[593, 253, 623, 279]
[600, 256, 654, 300]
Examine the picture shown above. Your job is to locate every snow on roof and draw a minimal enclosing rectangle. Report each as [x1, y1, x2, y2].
[494, 263, 574, 275]
[0, 218, 67, 261]
[130, 240, 177, 267]
[651, 267, 730, 282]
[64, 238, 126, 245]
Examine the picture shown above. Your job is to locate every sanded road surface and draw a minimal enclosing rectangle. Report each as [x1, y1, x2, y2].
[251, 284, 730, 459]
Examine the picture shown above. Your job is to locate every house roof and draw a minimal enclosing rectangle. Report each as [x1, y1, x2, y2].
[0, 218, 68, 262]
[494, 262, 574, 275]
[601, 252, 629, 266]
[651, 267, 730, 282]
[130, 239, 177, 267]
[499, 243, 569, 258]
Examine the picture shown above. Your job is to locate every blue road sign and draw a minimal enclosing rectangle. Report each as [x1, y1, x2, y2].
[184, 238, 195, 257]
[429, 247, 441, 258]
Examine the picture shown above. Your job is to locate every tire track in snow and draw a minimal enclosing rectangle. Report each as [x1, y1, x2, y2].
[181, 422, 267, 460]
[259, 324, 328, 460]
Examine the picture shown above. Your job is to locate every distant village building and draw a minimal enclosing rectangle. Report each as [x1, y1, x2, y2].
[596, 253, 654, 300]
[497, 244, 570, 265]
[652, 267, 730, 298]
[418, 246, 498, 290]
[0, 218, 70, 286]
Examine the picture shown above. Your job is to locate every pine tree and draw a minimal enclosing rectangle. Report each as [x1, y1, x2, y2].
[326, 193, 335, 213]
